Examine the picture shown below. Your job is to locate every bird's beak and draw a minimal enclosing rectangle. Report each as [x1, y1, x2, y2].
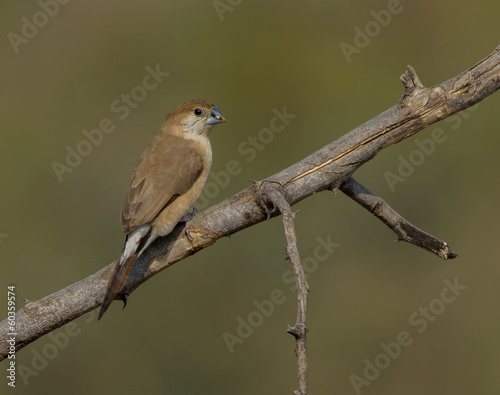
[206, 105, 226, 125]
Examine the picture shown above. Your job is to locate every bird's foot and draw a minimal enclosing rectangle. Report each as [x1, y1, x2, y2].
[179, 208, 197, 223]
[184, 227, 194, 242]
[180, 208, 197, 242]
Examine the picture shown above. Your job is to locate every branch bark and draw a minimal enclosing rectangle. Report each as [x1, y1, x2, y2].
[1, 45, 500, 362]
[339, 177, 458, 260]
[255, 182, 309, 395]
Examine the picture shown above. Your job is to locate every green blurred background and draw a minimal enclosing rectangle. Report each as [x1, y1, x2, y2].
[1, 1, 499, 394]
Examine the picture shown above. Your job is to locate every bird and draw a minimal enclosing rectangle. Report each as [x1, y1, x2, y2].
[98, 100, 226, 320]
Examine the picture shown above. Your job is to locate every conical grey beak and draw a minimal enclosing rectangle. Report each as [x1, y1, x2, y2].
[206, 106, 226, 125]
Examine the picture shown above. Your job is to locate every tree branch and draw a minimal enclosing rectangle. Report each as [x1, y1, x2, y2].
[339, 177, 458, 260]
[255, 182, 309, 395]
[1, 45, 499, 361]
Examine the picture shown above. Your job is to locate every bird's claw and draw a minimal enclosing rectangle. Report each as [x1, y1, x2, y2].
[184, 227, 194, 242]
[179, 208, 197, 222]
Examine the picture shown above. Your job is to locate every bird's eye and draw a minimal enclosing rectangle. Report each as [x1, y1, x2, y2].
[194, 108, 202, 116]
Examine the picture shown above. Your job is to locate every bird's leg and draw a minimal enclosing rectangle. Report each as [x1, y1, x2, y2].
[180, 208, 198, 241]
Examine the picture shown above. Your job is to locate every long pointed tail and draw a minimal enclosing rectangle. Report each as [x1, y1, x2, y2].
[98, 226, 151, 320]
[98, 253, 137, 320]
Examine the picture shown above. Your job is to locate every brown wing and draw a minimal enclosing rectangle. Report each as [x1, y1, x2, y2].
[121, 133, 205, 234]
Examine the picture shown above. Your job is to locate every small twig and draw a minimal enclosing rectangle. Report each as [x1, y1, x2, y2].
[255, 182, 309, 395]
[339, 177, 458, 260]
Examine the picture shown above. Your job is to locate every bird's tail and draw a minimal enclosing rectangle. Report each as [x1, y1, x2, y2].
[98, 226, 151, 320]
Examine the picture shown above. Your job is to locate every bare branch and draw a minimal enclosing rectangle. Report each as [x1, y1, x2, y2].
[339, 177, 458, 260]
[1, 45, 499, 361]
[255, 182, 309, 395]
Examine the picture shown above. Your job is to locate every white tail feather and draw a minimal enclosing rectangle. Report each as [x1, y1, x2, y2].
[119, 225, 150, 266]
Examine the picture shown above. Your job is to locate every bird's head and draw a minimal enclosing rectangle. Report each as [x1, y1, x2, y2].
[167, 100, 226, 137]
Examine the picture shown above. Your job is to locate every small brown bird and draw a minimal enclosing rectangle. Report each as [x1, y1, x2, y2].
[98, 100, 226, 319]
